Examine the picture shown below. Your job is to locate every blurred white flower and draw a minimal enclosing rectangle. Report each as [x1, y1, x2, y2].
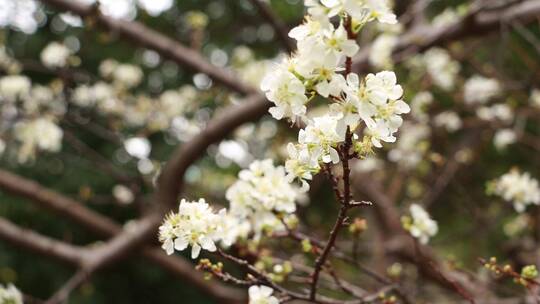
[113, 184, 135, 205]
[124, 137, 151, 159]
[137, 0, 173, 16]
[464, 75, 501, 104]
[40, 42, 72, 69]
[493, 129, 517, 150]
[0, 284, 23, 304]
[493, 169, 540, 212]
[434, 111, 462, 132]
[0, 0, 40, 34]
[404, 204, 438, 244]
[0, 75, 31, 101]
[248, 285, 279, 304]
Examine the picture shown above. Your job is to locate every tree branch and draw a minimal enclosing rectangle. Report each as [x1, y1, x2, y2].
[0, 217, 86, 266]
[0, 169, 245, 303]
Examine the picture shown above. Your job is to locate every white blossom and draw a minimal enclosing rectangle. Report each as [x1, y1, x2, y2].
[493, 169, 540, 213]
[434, 111, 462, 132]
[342, 0, 397, 24]
[493, 129, 517, 150]
[476, 104, 513, 122]
[40, 42, 72, 69]
[124, 137, 151, 159]
[14, 117, 63, 162]
[261, 64, 308, 121]
[299, 113, 346, 164]
[423, 48, 460, 91]
[226, 159, 301, 239]
[285, 142, 321, 190]
[0, 75, 31, 101]
[405, 204, 438, 244]
[248, 285, 279, 304]
[137, 0, 173, 16]
[158, 198, 225, 258]
[113, 64, 143, 88]
[0, 284, 23, 304]
[464, 75, 501, 104]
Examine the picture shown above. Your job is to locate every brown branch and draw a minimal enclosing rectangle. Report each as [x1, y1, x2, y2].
[0, 169, 244, 303]
[248, 0, 294, 53]
[0, 217, 86, 266]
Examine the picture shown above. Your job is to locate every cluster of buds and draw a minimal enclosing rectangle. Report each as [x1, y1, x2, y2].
[196, 259, 224, 281]
[482, 257, 539, 287]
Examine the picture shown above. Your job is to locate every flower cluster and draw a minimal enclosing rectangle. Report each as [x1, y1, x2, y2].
[14, 117, 63, 162]
[159, 198, 225, 259]
[402, 204, 438, 244]
[491, 169, 540, 212]
[0, 284, 23, 304]
[260, 1, 406, 189]
[159, 160, 302, 258]
[226, 159, 301, 239]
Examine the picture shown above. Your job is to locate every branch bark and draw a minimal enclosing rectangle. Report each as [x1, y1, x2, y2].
[0, 169, 244, 303]
[0, 217, 87, 266]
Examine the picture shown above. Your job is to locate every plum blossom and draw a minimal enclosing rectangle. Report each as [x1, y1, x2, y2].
[158, 198, 225, 258]
[0, 284, 23, 304]
[0, 75, 31, 101]
[14, 117, 63, 162]
[403, 204, 438, 244]
[226, 159, 301, 238]
[261, 65, 308, 121]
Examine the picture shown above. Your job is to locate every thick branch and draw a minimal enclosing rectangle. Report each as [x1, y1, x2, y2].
[0, 217, 86, 266]
[0, 169, 244, 303]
